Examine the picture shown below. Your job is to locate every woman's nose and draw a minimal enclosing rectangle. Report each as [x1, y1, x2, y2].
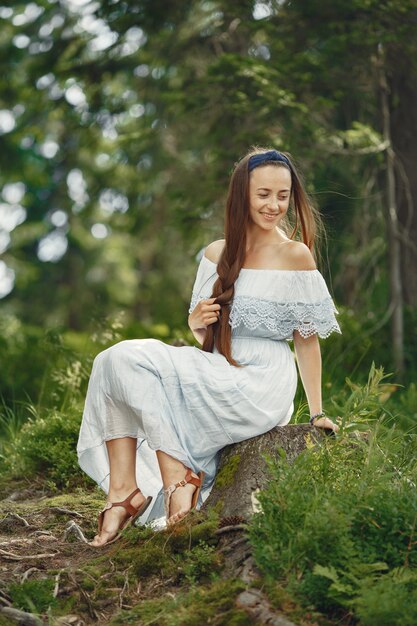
[267, 198, 279, 211]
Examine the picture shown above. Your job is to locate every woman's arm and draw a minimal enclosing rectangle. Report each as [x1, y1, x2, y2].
[188, 316, 207, 346]
[293, 330, 322, 415]
[293, 330, 339, 432]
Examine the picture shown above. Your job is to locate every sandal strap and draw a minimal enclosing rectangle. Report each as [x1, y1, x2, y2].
[110, 487, 142, 517]
[164, 468, 202, 496]
[177, 468, 201, 488]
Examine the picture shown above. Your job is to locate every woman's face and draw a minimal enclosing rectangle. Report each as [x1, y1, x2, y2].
[248, 165, 292, 230]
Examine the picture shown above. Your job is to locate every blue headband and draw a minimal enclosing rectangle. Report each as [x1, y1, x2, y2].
[248, 150, 290, 172]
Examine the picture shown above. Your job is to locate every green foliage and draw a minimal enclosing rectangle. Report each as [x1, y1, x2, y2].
[5, 405, 84, 489]
[0, 314, 95, 411]
[331, 361, 396, 431]
[355, 567, 417, 626]
[182, 540, 222, 586]
[390, 381, 417, 432]
[0, 315, 65, 407]
[248, 381, 417, 625]
[0, 397, 29, 446]
[8, 578, 57, 613]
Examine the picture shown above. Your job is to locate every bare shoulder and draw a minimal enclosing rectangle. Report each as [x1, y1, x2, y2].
[204, 239, 226, 263]
[281, 240, 317, 270]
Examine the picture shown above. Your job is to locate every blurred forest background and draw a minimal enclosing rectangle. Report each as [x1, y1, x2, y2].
[1, 3, 417, 624]
[1, 0, 417, 419]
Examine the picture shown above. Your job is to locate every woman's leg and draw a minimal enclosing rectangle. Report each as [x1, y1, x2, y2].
[90, 437, 146, 547]
[156, 450, 200, 525]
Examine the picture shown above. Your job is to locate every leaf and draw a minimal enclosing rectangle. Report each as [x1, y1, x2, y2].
[313, 563, 339, 583]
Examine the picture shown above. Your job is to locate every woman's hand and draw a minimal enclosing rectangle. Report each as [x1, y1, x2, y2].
[311, 416, 339, 433]
[189, 297, 221, 331]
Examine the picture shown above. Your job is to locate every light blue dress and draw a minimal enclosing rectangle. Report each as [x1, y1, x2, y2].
[77, 250, 341, 528]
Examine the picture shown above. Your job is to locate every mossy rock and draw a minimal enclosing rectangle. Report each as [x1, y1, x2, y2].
[203, 424, 323, 520]
[214, 453, 241, 489]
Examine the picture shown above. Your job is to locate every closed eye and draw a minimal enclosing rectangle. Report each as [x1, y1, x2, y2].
[258, 194, 289, 200]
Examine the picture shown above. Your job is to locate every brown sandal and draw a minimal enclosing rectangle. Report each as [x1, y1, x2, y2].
[91, 487, 152, 546]
[164, 468, 205, 527]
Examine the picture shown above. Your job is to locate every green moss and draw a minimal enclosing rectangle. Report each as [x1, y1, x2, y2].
[167, 512, 219, 552]
[108, 577, 251, 626]
[107, 511, 220, 584]
[82, 557, 113, 581]
[0, 487, 104, 519]
[132, 544, 176, 578]
[80, 577, 96, 592]
[0, 617, 17, 626]
[214, 454, 241, 489]
[8, 578, 57, 613]
[45, 489, 104, 510]
[212, 498, 225, 515]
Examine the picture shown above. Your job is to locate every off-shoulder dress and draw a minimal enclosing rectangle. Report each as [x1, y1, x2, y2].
[77, 250, 341, 528]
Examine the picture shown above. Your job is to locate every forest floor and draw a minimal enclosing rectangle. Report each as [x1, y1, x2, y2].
[0, 479, 313, 626]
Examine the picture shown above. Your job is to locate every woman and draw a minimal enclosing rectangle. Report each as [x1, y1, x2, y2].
[77, 147, 341, 547]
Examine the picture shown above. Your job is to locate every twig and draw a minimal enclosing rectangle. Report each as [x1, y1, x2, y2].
[79, 587, 98, 619]
[28, 530, 54, 538]
[7, 513, 30, 526]
[63, 520, 88, 543]
[119, 566, 132, 609]
[215, 524, 248, 535]
[0, 606, 45, 625]
[21, 567, 40, 582]
[0, 590, 12, 607]
[47, 507, 85, 518]
[53, 569, 64, 598]
[0, 549, 58, 561]
[0, 513, 37, 531]
[147, 577, 175, 594]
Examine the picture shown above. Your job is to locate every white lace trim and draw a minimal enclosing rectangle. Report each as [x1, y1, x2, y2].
[189, 293, 341, 339]
[189, 292, 207, 315]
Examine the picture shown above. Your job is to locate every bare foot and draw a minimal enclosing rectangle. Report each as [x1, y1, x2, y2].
[89, 490, 147, 547]
[166, 472, 199, 526]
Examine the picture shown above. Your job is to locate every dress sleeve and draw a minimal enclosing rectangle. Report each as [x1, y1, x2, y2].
[188, 254, 217, 315]
[227, 269, 341, 341]
[284, 270, 342, 340]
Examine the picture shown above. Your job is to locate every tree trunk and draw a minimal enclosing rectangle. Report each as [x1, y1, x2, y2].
[387, 45, 417, 307]
[202, 424, 325, 521]
[378, 45, 405, 377]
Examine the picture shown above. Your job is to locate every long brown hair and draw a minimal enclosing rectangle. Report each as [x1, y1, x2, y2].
[202, 145, 324, 366]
